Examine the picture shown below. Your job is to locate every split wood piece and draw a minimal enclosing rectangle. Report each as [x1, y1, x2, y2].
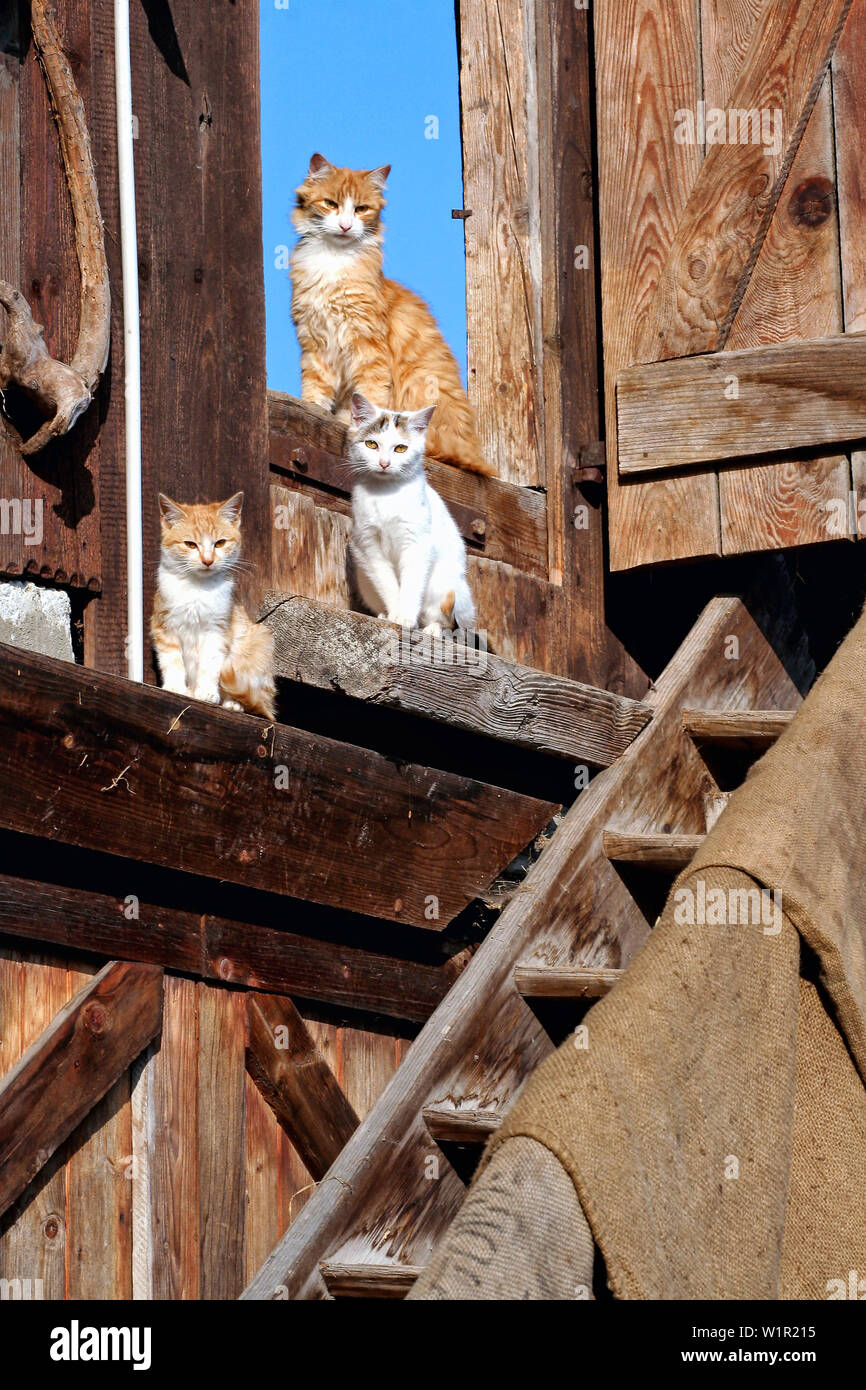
[422, 1104, 502, 1145]
[268, 392, 549, 579]
[638, 0, 854, 362]
[683, 708, 793, 751]
[246, 993, 359, 1180]
[0, 960, 162, 1217]
[0, 868, 454, 1026]
[618, 335, 866, 473]
[0, 642, 556, 931]
[0, 2, 110, 455]
[319, 1262, 421, 1299]
[242, 598, 804, 1300]
[261, 594, 653, 768]
[514, 965, 624, 1001]
[602, 830, 704, 872]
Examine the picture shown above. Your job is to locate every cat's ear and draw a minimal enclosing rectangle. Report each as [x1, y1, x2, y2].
[350, 393, 379, 429]
[407, 405, 436, 437]
[218, 491, 244, 525]
[308, 152, 334, 180]
[366, 164, 391, 191]
[158, 493, 185, 526]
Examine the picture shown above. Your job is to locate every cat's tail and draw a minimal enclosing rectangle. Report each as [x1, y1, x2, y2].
[221, 618, 277, 721]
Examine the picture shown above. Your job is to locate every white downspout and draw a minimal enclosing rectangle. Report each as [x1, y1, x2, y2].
[114, 0, 143, 681]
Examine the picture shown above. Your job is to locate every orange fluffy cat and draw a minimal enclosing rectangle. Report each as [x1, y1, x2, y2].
[151, 493, 276, 720]
[291, 153, 492, 476]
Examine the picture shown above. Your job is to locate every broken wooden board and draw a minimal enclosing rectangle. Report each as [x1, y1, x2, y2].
[241, 598, 805, 1299]
[0, 642, 556, 931]
[0, 960, 163, 1217]
[261, 595, 652, 769]
[618, 334, 866, 473]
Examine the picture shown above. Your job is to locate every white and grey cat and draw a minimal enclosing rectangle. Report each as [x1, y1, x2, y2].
[347, 393, 475, 633]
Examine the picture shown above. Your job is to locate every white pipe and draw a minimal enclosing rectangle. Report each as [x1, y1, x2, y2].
[114, 0, 143, 682]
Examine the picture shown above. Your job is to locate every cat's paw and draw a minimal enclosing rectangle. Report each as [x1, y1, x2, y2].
[387, 611, 418, 630]
[194, 688, 221, 705]
[222, 698, 244, 712]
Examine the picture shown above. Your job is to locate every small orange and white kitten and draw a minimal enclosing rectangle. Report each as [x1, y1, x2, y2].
[151, 492, 276, 720]
[291, 153, 492, 476]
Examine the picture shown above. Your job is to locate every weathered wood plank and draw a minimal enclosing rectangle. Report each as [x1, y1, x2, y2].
[246, 993, 359, 1181]
[269, 393, 549, 578]
[513, 964, 623, 1000]
[198, 985, 246, 1300]
[456, 0, 541, 486]
[422, 1104, 501, 1145]
[0, 960, 162, 1218]
[683, 707, 792, 748]
[596, 0, 720, 569]
[242, 599, 803, 1299]
[640, 0, 854, 361]
[319, 1260, 421, 1299]
[149, 974, 199, 1300]
[262, 595, 652, 768]
[0, 863, 455, 1025]
[64, 959, 133, 1300]
[602, 830, 703, 871]
[0, 642, 556, 930]
[618, 334, 866, 473]
[0, 951, 68, 1299]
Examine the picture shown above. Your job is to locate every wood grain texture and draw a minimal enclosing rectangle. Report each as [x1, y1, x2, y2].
[262, 595, 652, 767]
[246, 993, 359, 1181]
[319, 1260, 421, 1299]
[618, 333, 866, 470]
[640, 0, 853, 361]
[198, 985, 246, 1300]
[0, 951, 68, 1299]
[683, 707, 792, 748]
[602, 830, 703, 871]
[513, 964, 623, 1000]
[269, 393, 549, 579]
[0, 642, 555, 930]
[0, 960, 162, 1218]
[149, 974, 199, 1300]
[63, 960, 133, 1300]
[457, 0, 541, 486]
[596, 0, 721, 569]
[242, 599, 802, 1299]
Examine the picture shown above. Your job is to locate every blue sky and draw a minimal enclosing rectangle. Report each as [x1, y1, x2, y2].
[259, 0, 468, 393]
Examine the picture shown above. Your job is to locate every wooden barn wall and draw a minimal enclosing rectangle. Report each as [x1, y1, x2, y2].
[0, 948, 407, 1299]
[598, 0, 866, 570]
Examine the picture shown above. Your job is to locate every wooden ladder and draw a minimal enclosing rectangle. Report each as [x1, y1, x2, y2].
[242, 598, 808, 1300]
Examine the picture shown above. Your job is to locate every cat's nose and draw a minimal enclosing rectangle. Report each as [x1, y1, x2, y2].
[339, 218, 353, 232]
[379, 459, 390, 470]
[202, 554, 214, 566]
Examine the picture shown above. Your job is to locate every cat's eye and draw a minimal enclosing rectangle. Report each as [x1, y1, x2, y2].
[214, 539, 227, 547]
[184, 541, 197, 549]
[355, 205, 369, 214]
[393, 444, 408, 454]
[321, 199, 338, 210]
[365, 439, 379, 450]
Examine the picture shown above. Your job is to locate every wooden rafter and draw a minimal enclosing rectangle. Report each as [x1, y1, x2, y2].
[0, 960, 162, 1217]
[246, 993, 359, 1180]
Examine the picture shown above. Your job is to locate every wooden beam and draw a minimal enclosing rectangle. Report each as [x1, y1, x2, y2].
[268, 392, 549, 579]
[422, 1104, 501, 1145]
[246, 993, 359, 1180]
[514, 965, 623, 1000]
[683, 708, 792, 750]
[0, 960, 163, 1217]
[319, 1261, 420, 1299]
[639, 0, 854, 361]
[0, 862, 457, 1026]
[618, 334, 866, 473]
[602, 830, 703, 871]
[262, 596, 652, 768]
[0, 642, 556, 930]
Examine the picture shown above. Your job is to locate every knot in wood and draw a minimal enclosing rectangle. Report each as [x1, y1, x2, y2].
[290, 447, 309, 473]
[470, 518, 486, 539]
[687, 256, 708, 283]
[788, 177, 833, 228]
[83, 1001, 109, 1036]
[44, 1217, 60, 1240]
[748, 172, 770, 198]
